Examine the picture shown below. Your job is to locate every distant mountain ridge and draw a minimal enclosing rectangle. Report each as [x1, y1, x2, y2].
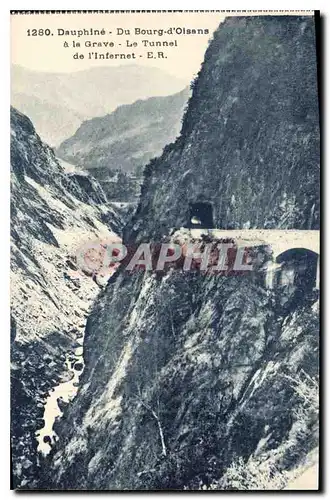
[12, 92, 85, 150]
[57, 87, 190, 201]
[11, 64, 187, 146]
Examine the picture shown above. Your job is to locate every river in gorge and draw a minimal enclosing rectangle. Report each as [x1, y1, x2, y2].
[35, 335, 85, 456]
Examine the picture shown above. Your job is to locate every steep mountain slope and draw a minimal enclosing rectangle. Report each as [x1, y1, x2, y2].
[57, 88, 190, 175]
[11, 65, 186, 146]
[43, 16, 319, 491]
[10, 107, 122, 489]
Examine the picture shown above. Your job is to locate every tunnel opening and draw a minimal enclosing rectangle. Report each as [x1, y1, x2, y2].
[188, 202, 214, 229]
[275, 248, 319, 308]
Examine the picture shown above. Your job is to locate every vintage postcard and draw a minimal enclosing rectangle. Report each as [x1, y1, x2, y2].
[10, 10, 320, 491]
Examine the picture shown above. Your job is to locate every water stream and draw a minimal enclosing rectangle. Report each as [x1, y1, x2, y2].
[35, 337, 85, 456]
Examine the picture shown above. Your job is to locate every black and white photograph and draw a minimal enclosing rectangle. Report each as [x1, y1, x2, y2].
[10, 9, 320, 491]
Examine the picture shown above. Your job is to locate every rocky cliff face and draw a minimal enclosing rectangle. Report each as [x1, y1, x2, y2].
[47, 259, 319, 490]
[10, 107, 121, 489]
[126, 15, 319, 243]
[37, 16, 318, 490]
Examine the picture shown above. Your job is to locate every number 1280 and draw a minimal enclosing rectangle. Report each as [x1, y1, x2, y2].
[27, 29, 52, 36]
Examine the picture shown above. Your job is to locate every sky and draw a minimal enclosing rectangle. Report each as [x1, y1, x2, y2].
[10, 11, 313, 84]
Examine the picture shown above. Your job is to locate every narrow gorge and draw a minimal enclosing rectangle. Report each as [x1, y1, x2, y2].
[11, 14, 320, 491]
